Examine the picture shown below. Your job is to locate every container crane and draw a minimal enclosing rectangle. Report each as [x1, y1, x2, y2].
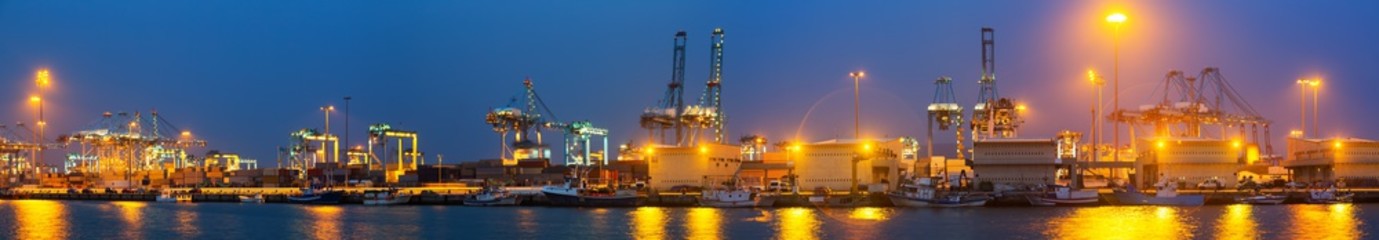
[927, 76, 966, 161]
[970, 28, 1022, 141]
[682, 28, 727, 145]
[641, 30, 689, 146]
[368, 123, 419, 182]
[1109, 67, 1275, 160]
[57, 111, 205, 187]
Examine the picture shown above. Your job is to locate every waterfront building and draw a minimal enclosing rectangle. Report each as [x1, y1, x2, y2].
[1136, 138, 1250, 188]
[1283, 137, 1379, 183]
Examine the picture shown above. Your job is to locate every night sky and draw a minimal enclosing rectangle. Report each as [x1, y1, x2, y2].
[3, 1, 1377, 167]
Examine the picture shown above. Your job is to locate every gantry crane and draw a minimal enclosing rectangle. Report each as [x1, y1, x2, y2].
[641, 30, 689, 146]
[927, 76, 966, 161]
[1109, 67, 1274, 159]
[0, 123, 43, 178]
[58, 111, 205, 186]
[368, 123, 419, 182]
[287, 128, 339, 175]
[488, 78, 611, 167]
[970, 28, 1022, 141]
[681, 28, 728, 145]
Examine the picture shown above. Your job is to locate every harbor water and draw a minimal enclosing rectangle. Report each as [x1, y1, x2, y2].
[0, 200, 1371, 239]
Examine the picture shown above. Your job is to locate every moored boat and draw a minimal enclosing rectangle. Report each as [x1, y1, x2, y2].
[1237, 194, 1286, 205]
[1307, 187, 1354, 204]
[464, 185, 523, 206]
[1109, 179, 1204, 206]
[288, 188, 344, 204]
[363, 189, 412, 206]
[888, 177, 989, 208]
[541, 176, 639, 207]
[700, 188, 774, 208]
[1026, 185, 1100, 206]
[239, 194, 265, 203]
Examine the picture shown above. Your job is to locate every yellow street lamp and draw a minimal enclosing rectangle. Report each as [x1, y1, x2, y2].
[850, 71, 866, 140]
[1105, 12, 1127, 164]
[1310, 79, 1320, 137]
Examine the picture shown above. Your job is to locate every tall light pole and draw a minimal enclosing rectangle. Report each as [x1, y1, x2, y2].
[1296, 79, 1310, 138]
[344, 96, 352, 161]
[1088, 70, 1105, 164]
[321, 105, 336, 164]
[1106, 13, 1126, 163]
[1307, 79, 1318, 136]
[850, 71, 865, 140]
[34, 69, 51, 171]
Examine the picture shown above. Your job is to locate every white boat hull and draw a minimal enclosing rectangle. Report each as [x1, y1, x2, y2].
[699, 197, 776, 208]
[464, 196, 523, 206]
[889, 194, 988, 208]
[1238, 195, 1286, 205]
[1027, 195, 1099, 206]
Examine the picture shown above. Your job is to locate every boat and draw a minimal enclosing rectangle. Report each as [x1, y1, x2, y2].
[363, 189, 412, 206]
[155, 191, 192, 203]
[1237, 193, 1286, 205]
[541, 171, 639, 207]
[463, 185, 523, 206]
[699, 170, 775, 208]
[1108, 179, 1204, 206]
[700, 188, 775, 208]
[1026, 185, 1100, 206]
[888, 177, 989, 208]
[288, 187, 344, 204]
[1306, 187, 1354, 204]
[239, 194, 265, 203]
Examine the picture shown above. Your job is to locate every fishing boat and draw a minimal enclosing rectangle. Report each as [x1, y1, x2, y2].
[238, 194, 265, 203]
[156, 191, 192, 203]
[1109, 179, 1204, 206]
[288, 187, 344, 204]
[1237, 193, 1286, 205]
[1306, 187, 1354, 204]
[700, 188, 774, 208]
[1026, 185, 1100, 206]
[363, 189, 412, 206]
[463, 185, 523, 206]
[888, 177, 989, 208]
[542, 174, 639, 207]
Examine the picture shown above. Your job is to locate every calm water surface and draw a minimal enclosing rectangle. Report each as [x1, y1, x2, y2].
[0, 200, 1371, 239]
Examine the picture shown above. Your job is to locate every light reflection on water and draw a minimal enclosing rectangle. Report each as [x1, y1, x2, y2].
[0, 200, 1375, 239]
[1046, 206, 1195, 240]
[1287, 204, 1363, 240]
[12, 200, 68, 240]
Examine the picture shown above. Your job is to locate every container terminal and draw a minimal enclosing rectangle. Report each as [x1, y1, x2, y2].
[1, 26, 1372, 207]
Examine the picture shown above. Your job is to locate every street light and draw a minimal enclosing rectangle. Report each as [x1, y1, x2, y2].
[1106, 12, 1126, 164]
[1088, 70, 1106, 165]
[1310, 79, 1320, 137]
[850, 71, 866, 140]
[321, 105, 336, 164]
[1297, 79, 1310, 138]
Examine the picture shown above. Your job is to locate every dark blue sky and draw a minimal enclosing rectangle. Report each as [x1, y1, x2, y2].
[3, 1, 1377, 167]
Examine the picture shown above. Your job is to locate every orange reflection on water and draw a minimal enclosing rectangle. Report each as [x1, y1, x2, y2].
[176, 208, 200, 237]
[687, 208, 723, 240]
[631, 207, 667, 240]
[778, 208, 820, 240]
[1047, 206, 1194, 240]
[848, 207, 891, 221]
[1287, 204, 1360, 240]
[1215, 204, 1257, 240]
[112, 201, 146, 239]
[306, 206, 343, 240]
[13, 200, 68, 240]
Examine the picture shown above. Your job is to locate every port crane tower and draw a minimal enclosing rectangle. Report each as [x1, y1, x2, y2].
[970, 28, 1023, 141]
[641, 30, 689, 146]
[0, 124, 44, 178]
[681, 28, 728, 145]
[487, 78, 609, 167]
[927, 76, 967, 162]
[368, 123, 419, 182]
[1109, 68, 1275, 160]
[58, 111, 206, 185]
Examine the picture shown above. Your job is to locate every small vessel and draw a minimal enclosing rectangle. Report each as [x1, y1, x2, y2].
[363, 189, 412, 206]
[1306, 187, 1354, 204]
[239, 194, 265, 203]
[888, 177, 989, 208]
[1237, 193, 1286, 205]
[288, 187, 344, 204]
[156, 191, 192, 203]
[542, 170, 639, 207]
[1026, 185, 1100, 206]
[700, 188, 774, 208]
[464, 185, 523, 206]
[1109, 179, 1204, 206]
